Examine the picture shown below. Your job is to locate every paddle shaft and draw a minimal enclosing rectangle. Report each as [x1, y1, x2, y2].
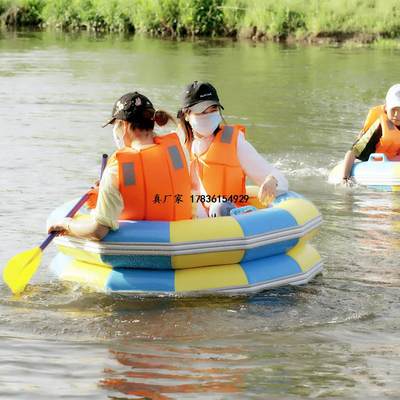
[40, 153, 108, 251]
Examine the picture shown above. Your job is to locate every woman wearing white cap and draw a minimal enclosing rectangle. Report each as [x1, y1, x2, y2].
[341, 84, 400, 185]
[178, 81, 288, 217]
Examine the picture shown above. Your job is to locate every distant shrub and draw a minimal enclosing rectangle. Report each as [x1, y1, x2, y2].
[1, 0, 44, 26]
[1, 0, 400, 42]
[181, 0, 225, 36]
[269, 7, 307, 39]
[42, 0, 81, 29]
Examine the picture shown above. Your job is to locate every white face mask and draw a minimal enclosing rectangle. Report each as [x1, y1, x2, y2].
[113, 122, 125, 149]
[188, 111, 222, 137]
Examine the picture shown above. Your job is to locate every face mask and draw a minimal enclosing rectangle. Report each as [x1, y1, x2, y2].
[113, 122, 125, 149]
[188, 111, 222, 137]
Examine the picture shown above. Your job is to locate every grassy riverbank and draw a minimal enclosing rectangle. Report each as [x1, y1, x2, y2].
[1, 0, 400, 44]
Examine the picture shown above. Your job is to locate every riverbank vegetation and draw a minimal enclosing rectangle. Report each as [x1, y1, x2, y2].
[1, 0, 400, 44]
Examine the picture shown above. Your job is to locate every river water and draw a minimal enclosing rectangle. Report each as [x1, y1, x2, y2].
[1, 31, 400, 399]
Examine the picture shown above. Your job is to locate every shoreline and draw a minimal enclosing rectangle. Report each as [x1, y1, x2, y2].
[2, 27, 400, 49]
[1, 0, 400, 48]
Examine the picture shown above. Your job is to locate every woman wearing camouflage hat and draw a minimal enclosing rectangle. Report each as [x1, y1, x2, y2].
[48, 92, 192, 239]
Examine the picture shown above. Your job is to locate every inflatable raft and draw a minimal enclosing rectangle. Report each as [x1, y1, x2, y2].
[329, 153, 400, 191]
[48, 191, 323, 295]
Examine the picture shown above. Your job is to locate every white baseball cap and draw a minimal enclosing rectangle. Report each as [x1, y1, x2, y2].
[385, 84, 400, 112]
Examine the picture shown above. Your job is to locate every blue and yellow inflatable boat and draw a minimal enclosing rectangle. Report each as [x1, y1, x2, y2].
[48, 191, 323, 295]
[329, 153, 400, 191]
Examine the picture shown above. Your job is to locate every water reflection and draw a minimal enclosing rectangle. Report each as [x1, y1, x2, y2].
[0, 279, 396, 399]
[100, 344, 246, 399]
[99, 329, 388, 399]
[332, 188, 400, 245]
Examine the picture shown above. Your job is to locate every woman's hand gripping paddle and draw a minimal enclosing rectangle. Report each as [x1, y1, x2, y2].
[2, 154, 108, 295]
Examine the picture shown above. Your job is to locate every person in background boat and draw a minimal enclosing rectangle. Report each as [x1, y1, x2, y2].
[48, 92, 192, 240]
[177, 81, 288, 217]
[341, 84, 400, 186]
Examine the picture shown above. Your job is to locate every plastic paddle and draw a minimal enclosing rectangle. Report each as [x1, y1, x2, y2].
[3, 154, 108, 295]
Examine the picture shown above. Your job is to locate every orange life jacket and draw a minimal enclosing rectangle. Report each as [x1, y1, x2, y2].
[192, 125, 246, 200]
[363, 105, 400, 160]
[116, 133, 192, 221]
[362, 105, 384, 133]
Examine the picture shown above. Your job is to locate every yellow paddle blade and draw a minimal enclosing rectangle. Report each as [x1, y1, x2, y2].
[3, 247, 42, 295]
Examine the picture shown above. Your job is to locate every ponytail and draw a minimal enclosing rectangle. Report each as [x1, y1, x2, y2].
[154, 110, 176, 127]
[127, 108, 176, 131]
